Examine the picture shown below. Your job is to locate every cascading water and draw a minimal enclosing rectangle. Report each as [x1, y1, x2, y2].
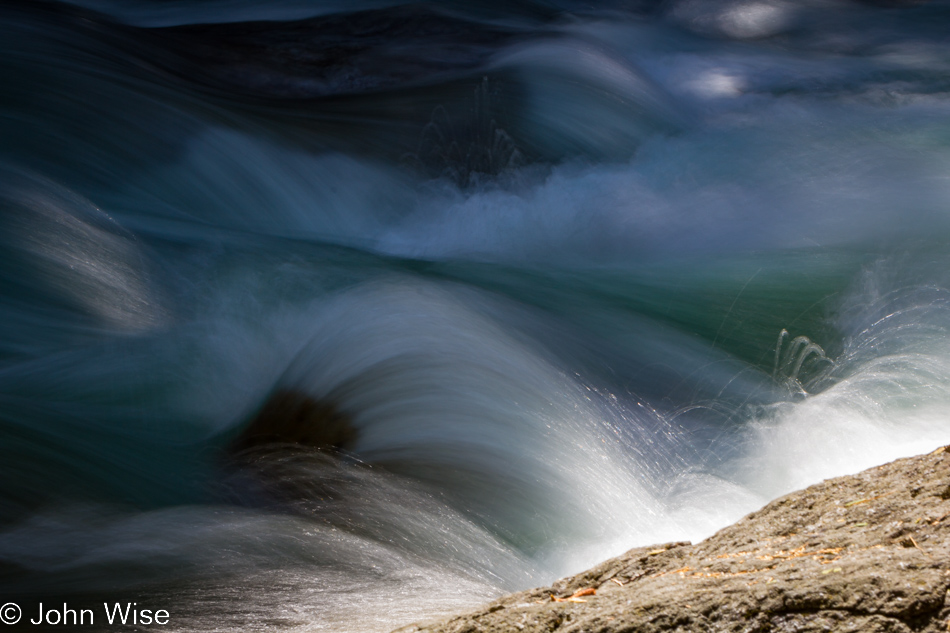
[2, 0, 950, 630]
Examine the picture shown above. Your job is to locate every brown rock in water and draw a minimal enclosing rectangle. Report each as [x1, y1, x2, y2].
[230, 389, 358, 455]
[224, 390, 361, 512]
[397, 447, 950, 633]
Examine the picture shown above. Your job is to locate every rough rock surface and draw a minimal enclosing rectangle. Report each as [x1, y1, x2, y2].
[397, 447, 950, 633]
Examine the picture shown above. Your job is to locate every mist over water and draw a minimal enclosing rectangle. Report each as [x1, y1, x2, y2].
[3, 0, 950, 630]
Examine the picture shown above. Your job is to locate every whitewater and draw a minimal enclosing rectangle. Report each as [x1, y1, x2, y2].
[2, 0, 950, 630]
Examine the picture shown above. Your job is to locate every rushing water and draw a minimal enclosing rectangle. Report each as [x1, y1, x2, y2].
[2, 0, 950, 630]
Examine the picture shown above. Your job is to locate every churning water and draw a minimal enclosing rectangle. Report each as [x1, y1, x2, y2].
[2, 0, 950, 630]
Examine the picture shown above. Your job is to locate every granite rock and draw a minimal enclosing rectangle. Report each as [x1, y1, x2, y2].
[397, 447, 950, 633]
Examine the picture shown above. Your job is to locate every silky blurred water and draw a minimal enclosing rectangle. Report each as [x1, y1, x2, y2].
[2, 1, 950, 630]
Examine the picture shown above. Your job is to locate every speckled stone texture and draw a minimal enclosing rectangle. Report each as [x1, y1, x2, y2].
[397, 446, 950, 633]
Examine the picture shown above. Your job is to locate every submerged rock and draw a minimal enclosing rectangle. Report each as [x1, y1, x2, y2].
[223, 389, 361, 512]
[148, 5, 521, 99]
[230, 389, 358, 455]
[398, 446, 950, 633]
[139, 6, 678, 174]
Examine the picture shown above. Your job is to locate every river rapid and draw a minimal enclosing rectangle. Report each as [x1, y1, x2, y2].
[2, 1, 950, 630]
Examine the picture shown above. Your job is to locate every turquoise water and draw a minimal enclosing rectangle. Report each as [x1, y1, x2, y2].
[3, 1, 950, 630]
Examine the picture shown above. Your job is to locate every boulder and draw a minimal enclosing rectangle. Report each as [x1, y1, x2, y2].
[398, 446, 950, 633]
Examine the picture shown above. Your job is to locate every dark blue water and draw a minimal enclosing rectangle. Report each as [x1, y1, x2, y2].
[2, 1, 950, 630]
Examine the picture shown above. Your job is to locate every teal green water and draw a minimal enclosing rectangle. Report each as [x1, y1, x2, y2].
[2, 1, 950, 630]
